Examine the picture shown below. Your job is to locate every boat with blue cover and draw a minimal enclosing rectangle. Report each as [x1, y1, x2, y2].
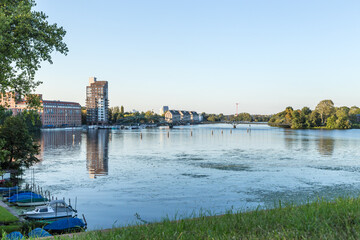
[28, 228, 52, 238]
[5, 231, 23, 240]
[8, 192, 43, 203]
[44, 217, 86, 232]
[0, 186, 18, 193]
[3, 190, 32, 198]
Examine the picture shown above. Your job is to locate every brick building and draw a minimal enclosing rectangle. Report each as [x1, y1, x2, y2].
[0, 93, 81, 127]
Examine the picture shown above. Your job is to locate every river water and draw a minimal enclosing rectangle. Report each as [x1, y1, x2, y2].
[23, 124, 360, 230]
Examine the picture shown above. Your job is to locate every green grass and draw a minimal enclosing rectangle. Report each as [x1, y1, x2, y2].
[0, 206, 18, 224]
[0, 224, 21, 235]
[57, 197, 360, 240]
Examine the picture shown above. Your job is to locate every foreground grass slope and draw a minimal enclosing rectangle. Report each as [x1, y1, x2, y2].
[0, 206, 20, 234]
[57, 197, 360, 240]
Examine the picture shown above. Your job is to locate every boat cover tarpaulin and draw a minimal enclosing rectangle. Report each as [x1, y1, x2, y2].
[0, 186, 18, 193]
[5, 231, 23, 240]
[8, 193, 43, 202]
[44, 217, 85, 231]
[28, 228, 52, 237]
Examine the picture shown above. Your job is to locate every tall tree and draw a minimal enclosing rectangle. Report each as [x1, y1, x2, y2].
[315, 100, 335, 125]
[0, 116, 40, 170]
[0, 0, 68, 98]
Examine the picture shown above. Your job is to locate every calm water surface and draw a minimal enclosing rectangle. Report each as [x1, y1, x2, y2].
[23, 124, 360, 229]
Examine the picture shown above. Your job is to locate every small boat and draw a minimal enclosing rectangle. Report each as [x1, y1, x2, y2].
[28, 228, 52, 238]
[16, 198, 49, 207]
[5, 231, 23, 240]
[3, 190, 32, 198]
[8, 192, 43, 203]
[0, 186, 18, 193]
[44, 217, 86, 232]
[24, 200, 77, 220]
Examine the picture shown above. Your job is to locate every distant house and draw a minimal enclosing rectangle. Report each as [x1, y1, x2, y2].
[189, 111, 199, 122]
[179, 111, 191, 122]
[165, 110, 181, 122]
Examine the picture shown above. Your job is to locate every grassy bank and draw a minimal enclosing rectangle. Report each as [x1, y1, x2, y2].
[0, 206, 21, 235]
[53, 197, 360, 240]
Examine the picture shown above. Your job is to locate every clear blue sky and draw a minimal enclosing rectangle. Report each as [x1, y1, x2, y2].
[34, 0, 360, 115]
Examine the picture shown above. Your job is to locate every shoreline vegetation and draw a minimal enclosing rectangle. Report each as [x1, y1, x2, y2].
[269, 99, 360, 130]
[51, 197, 360, 239]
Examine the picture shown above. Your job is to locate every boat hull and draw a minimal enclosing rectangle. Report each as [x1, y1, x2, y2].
[25, 212, 74, 220]
[16, 201, 49, 207]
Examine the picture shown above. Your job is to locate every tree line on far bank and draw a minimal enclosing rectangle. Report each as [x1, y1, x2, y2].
[202, 112, 270, 122]
[269, 100, 360, 129]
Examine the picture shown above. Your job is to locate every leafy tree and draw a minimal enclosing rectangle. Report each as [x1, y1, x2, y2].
[0, 107, 13, 125]
[17, 110, 42, 132]
[231, 113, 252, 122]
[309, 111, 321, 127]
[315, 100, 335, 125]
[207, 115, 216, 122]
[301, 107, 312, 116]
[0, 0, 68, 99]
[81, 107, 87, 125]
[284, 107, 293, 124]
[291, 110, 304, 129]
[349, 106, 360, 115]
[120, 106, 124, 114]
[0, 116, 40, 170]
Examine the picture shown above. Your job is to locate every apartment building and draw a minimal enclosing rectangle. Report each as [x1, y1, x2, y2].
[86, 77, 109, 124]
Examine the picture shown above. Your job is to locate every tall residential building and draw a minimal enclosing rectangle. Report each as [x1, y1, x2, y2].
[86, 77, 109, 124]
[159, 106, 169, 115]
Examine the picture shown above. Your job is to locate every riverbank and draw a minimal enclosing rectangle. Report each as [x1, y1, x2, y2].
[59, 197, 360, 239]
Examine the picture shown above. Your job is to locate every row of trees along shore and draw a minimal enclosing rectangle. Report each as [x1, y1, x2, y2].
[108, 106, 163, 124]
[269, 100, 360, 129]
[202, 113, 270, 122]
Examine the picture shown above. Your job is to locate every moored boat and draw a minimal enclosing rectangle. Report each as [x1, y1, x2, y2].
[44, 217, 86, 232]
[8, 192, 43, 203]
[0, 186, 18, 193]
[16, 198, 49, 207]
[23, 200, 77, 220]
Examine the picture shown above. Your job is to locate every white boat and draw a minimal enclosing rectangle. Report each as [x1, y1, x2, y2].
[16, 199, 49, 207]
[23, 200, 76, 220]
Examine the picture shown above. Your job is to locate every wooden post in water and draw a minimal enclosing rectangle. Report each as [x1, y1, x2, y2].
[230, 130, 232, 134]
[167, 131, 170, 138]
[191, 131, 192, 136]
[221, 130, 223, 134]
[212, 130, 213, 135]
[140, 133, 142, 140]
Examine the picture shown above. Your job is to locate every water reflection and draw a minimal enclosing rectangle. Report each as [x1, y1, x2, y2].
[86, 130, 109, 178]
[317, 136, 335, 156]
